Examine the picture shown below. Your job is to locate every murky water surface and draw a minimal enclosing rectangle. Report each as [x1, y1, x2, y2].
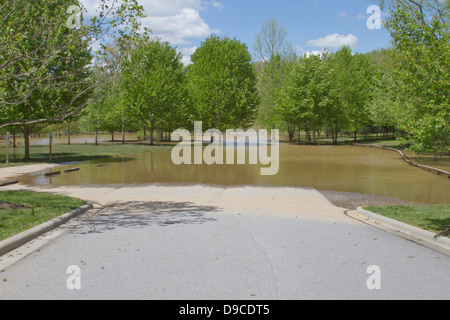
[20, 144, 449, 204]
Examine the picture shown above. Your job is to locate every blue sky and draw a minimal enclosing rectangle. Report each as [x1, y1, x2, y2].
[200, 0, 391, 57]
[82, 0, 392, 64]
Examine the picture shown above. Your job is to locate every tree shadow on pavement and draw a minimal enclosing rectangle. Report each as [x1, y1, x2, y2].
[65, 201, 221, 234]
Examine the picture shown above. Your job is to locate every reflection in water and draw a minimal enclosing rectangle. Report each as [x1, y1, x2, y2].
[22, 145, 449, 204]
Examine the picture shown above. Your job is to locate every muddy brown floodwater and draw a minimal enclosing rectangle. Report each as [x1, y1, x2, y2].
[20, 145, 449, 205]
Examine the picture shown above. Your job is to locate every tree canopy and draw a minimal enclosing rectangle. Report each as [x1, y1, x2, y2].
[0, 0, 147, 129]
[188, 35, 260, 131]
[380, 0, 449, 155]
[121, 40, 187, 145]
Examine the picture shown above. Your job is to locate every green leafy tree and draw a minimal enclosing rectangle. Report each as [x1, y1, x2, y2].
[327, 47, 374, 142]
[317, 55, 344, 145]
[0, 0, 147, 159]
[345, 53, 374, 141]
[94, 84, 125, 143]
[253, 19, 295, 131]
[279, 54, 323, 143]
[257, 53, 295, 131]
[381, 0, 449, 156]
[188, 35, 260, 131]
[121, 40, 187, 145]
[0, 0, 147, 129]
[0, 1, 93, 159]
[366, 48, 414, 136]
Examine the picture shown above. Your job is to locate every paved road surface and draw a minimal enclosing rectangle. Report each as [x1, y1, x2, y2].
[0, 184, 449, 300]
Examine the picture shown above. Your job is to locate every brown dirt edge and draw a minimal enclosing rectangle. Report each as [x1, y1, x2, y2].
[319, 190, 419, 210]
[0, 202, 28, 210]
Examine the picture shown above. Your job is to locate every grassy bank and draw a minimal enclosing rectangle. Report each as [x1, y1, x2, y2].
[364, 205, 450, 238]
[0, 191, 87, 241]
[357, 138, 450, 172]
[0, 142, 172, 168]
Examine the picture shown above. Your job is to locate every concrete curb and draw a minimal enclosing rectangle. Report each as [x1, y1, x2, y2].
[0, 203, 93, 257]
[356, 206, 450, 254]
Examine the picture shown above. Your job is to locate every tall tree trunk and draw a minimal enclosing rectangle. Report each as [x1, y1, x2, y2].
[312, 122, 316, 144]
[329, 122, 334, 144]
[95, 127, 98, 146]
[287, 123, 295, 142]
[306, 122, 311, 144]
[122, 119, 126, 144]
[68, 122, 71, 145]
[330, 121, 338, 145]
[150, 119, 155, 145]
[334, 128, 339, 145]
[23, 125, 30, 161]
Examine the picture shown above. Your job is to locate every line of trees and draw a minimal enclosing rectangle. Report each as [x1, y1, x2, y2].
[1, 0, 448, 160]
[274, 47, 375, 145]
[0, 0, 149, 159]
[253, 0, 449, 157]
[82, 34, 260, 146]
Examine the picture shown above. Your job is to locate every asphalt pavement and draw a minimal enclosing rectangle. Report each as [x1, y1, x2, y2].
[0, 184, 449, 300]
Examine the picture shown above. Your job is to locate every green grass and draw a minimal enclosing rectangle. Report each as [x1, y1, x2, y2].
[359, 138, 406, 149]
[364, 205, 450, 237]
[0, 142, 173, 168]
[290, 132, 401, 146]
[0, 191, 87, 241]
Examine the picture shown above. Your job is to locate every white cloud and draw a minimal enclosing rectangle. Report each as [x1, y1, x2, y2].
[294, 45, 328, 57]
[307, 33, 359, 49]
[206, 0, 224, 9]
[303, 50, 324, 57]
[141, 1, 222, 45]
[295, 45, 328, 58]
[80, 0, 221, 45]
[180, 46, 198, 56]
[81, 0, 204, 17]
[143, 8, 219, 45]
[79, 0, 102, 15]
[181, 55, 193, 65]
[178, 46, 198, 65]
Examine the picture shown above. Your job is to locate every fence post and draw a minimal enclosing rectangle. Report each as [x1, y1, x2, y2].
[49, 133, 53, 161]
[6, 132, 10, 165]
